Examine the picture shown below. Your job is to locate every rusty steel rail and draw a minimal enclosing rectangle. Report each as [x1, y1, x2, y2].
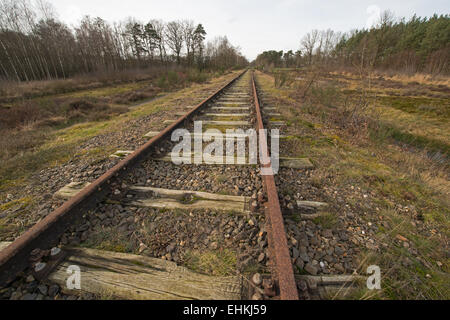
[251, 72, 299, 300]
[0, 70, 246, 287]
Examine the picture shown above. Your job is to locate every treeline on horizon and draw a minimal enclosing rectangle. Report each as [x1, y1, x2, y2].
[254, 11, 449, 75]
[0, 0, 249, 82]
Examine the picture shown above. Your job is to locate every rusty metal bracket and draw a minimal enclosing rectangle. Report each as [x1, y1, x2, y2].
[31, 247, 67, 281]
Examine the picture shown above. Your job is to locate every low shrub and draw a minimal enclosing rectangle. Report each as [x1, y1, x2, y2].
[187, 70, 208, 83]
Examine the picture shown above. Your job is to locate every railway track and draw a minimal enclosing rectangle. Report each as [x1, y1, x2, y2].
[254, 72, 364, 300]
[0, 70, 303, 300]
[0, 70, 365, 301]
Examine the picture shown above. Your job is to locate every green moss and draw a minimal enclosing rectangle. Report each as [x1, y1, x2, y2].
[81, 228, 135, 253]
[0, 197, 34, 211]
[217, 190, 233, 196]
[295, 118, 315, 129]
[378, 96, 450, 119]
[215, 174, 228, 183]
[37, 82, 148, 102]
[282, 135, 334, 147]
[0, 223, 17, 235]
[0, 98, 163, 192]
[0, 141, 77, 191]
[210, 115, 246, 122]
[370, 122, 450, 157]
[204, 124, 248, 132]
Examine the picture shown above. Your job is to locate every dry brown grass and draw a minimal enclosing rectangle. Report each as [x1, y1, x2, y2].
[0, 65, 206, 104]
[184, 249, 238, 276]
[255, 69, 450, 299]
[383, 72, 450, 87]
[388, 148, 450, 202]
[111, 91, 156, 105]
[0, 97, 130, 162]
[329, 68, 450, 86]
[0, 66, 215, 162]
[329, 69, 450, 96]
[0, 98, 127, 131]
[0, 68, 153, 102]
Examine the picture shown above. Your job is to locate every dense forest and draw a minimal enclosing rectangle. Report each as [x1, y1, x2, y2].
[254, 12, 449, 74]
[0, 0, 248, 82]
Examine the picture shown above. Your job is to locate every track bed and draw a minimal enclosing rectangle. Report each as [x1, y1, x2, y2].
[0, 71, 300, 300]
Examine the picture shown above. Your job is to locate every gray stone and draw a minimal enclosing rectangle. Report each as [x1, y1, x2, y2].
[299, 237, 309, 247]
[334, 263, 345, 273]
[209, 242, 219, 250]
[26, 281, 38, 292]
[166, 244, 175, 253]
[0, 288, 12, 300]
[80, 231, 89, 241]
[241, 257, 255, 270]
[299, 291, 311, 300]
[76, 223, 89, 232]
[251, 291, 263, 300]
[37, 284, 48, 296]
[304, 263, 318, 275]
[297, 280, 308, 292]
[310, 236, 320, 246]
[257, 252, 266, 263]
[263, 279, 276, 297]
[299, 252, 310, 263]
[296, 259, 305, 270]
[48, 285, 59, 297]
[258, 239, 267, 249]
[292, 247, 300, 260]
[323, 229, 333, 238]
[252, 273, 262, 286]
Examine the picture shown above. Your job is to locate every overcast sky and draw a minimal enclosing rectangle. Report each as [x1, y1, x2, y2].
[47, 0, 449, 61]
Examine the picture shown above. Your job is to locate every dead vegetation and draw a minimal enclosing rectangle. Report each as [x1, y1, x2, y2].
[0, 66, 213, 106]
[0, 98, 128, 161]
[255, 69, 449, 299]
[0, 68, 157, 104]
[0, 66, 225, 165]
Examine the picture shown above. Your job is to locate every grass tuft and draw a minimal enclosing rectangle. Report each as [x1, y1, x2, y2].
[184, 249, 237, 276]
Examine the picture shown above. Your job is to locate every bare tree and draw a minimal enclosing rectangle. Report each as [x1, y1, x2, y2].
[150, 19, 166, 63]
[182, 20, 195, 65]
[0, 1, 246, 81]
[205, 36, 248, 70]
[165, 21, 184, 64]
[301, 29, 319, 66]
